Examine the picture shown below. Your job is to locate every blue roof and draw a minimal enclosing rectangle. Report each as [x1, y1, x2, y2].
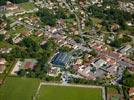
[51, 52, 71, 67]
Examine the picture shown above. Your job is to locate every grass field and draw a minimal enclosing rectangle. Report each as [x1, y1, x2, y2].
[20, 2, 36, 10]
[38, 85, 102, 100]
[0, 77, 40, 100]
[107, 86, 118, 94]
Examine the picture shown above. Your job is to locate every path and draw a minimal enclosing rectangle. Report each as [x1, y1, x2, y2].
[33, 82, 42, 100]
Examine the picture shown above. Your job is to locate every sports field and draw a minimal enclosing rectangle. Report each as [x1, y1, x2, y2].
[38, 85, 102, 100]
[0, 77, 40, 100]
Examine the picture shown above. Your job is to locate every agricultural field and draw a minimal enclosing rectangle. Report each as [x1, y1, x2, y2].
[0, 77, 40, 100]
[38, 85, 102, 100]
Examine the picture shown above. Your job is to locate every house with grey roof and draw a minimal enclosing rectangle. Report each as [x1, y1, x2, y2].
[92, 59, 107, 69]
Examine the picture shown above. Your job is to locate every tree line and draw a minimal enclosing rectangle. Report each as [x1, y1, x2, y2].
[87, 5, 133, 30]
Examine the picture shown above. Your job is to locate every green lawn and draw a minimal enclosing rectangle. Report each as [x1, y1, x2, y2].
[107, 86, 118, 94]
[38, 85, 102, 100]
[9, 25, 30, 38]
[20, 2, 36, 10]
[90, 17, 102, 24]
[0, 77, 40, 100]
[0, 41, 12, 48]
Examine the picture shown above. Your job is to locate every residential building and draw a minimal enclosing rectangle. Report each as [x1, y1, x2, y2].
[48, 67, 60, 77]
[92, 59, 107, 69]
[22, 59, 38, 70]
[0, 58, 6, 73]
[129, 87, 134, 97]
[5, 1, 18, 11]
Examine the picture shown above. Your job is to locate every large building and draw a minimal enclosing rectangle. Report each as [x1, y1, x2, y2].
[51, 52, 71, 67]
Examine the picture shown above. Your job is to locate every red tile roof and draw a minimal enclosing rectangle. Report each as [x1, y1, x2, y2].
[129, 88, 134, 94]
[24, 62, 32, 69]
[130, 97, 134, 100]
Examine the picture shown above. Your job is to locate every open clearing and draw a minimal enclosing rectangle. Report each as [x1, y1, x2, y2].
[0, 77, 40, 100]
[38, 85, 102, 100]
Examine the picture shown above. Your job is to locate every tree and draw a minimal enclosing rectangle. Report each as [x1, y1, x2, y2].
[55, 7, 67, 19]
[102, 0, 118, 7]
[110, 38, 122, 48]
[129, 52, 134, 61]
[59, 46, 72, 52]
[41, 38, 57, 52]
[122, 69, 134, 87]
[45, 76, 54, 82]
[27, 71, 36, 78]
[0, 34, 5, 41]
[34, 66, 41, 77]
[89, 49, 98, 57]
[20, 37, 39, 52]
[37, 8, 56, 26]
[73, 35, 82, 43]
[17, 69, 26, 77]
[38, 71, 46, 79]
[121, 35, 132, 43]
[10, 47, 29, 58]
[87, 5, 133, 29]
[85, 19, 93, 27]
[6, 37, 13, 44]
